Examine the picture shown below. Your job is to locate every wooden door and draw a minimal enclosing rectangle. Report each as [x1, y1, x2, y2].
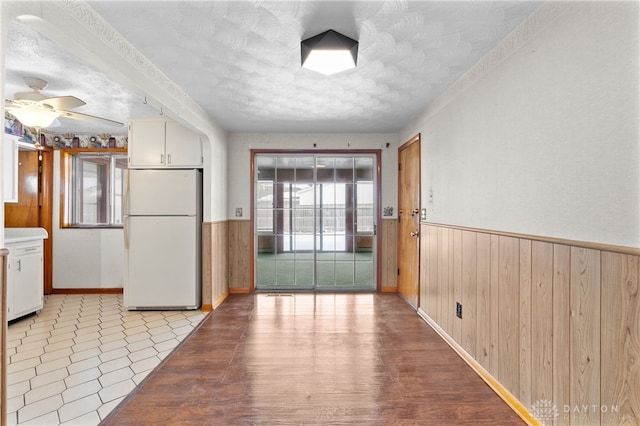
[397, 135, 421, 308]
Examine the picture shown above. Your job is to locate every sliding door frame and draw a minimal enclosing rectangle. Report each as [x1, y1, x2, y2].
[250, 149, 382, 292]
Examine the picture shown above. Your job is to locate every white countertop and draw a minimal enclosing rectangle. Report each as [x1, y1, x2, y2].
[4, 227, 49, 244]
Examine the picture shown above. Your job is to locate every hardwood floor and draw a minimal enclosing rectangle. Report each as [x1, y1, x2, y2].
[101, 293, 524, 425]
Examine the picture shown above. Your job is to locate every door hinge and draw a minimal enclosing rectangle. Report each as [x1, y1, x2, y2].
[398, 162, 401, 171]
[397, 268, 400, 276]
[398, 216, 401, 223]
[373, 225, 377, 236]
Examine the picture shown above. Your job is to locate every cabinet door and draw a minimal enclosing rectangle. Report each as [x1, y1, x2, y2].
[129, 120, 166, 168]
[165, 121, 202, 167]
[3, 134, 18, 202]
[12, 251, 44, 318]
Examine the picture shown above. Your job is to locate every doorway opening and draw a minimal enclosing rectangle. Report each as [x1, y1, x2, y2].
[253, 152, 379, 291]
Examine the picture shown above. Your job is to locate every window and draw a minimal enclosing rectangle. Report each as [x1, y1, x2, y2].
[61, 151, 127, 227]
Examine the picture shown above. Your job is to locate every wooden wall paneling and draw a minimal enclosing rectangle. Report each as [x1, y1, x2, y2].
[530, 241, 554, 406]
[570, 247, 601, 425]
[489, 234, 500, 376]
[498, 236, 520, 395]
[449, 228, 455, 338]
[201, 222, 213, 308]
[519, 239, 532, 408]
[476, 232, 492, 367]
[452, 229, 463, 343]
[381, 219, 398, 291]
[426, 225, 439, 319]
[418, 223, 433, 312]
[438, 226, 451, 334]
[213, 221, 229, 305]
[552, 244, 571, 426]
[229, 220, 251, 291]
[600, 252, 640, 424]
[461, 230, 477, 358]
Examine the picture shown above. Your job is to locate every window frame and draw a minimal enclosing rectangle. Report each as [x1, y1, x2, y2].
[60, 148, 128, 229]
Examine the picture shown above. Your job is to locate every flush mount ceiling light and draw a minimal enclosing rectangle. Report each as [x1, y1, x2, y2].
[301, 30, 358, 76]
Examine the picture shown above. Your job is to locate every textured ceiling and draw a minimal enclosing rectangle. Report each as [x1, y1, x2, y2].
[4, 1, 542, 134]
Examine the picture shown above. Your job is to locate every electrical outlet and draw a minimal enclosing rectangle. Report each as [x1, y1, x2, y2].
[235, 208, 242, 217]
[456, 302, 462, 319]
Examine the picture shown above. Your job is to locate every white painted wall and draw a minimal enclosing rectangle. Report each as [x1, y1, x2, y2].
[401, 1, 640, 248]
[52, 151, 124, 289]
[228, 133, 398, 221]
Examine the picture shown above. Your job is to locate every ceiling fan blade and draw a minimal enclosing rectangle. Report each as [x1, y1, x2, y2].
[60, 110, 124, 127]
[42, 95, 86, 111]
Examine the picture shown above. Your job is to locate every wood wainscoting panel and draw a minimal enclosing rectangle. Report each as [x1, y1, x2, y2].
[421, 225, 441, 324]
[229, 220, 252, 291]
[600, 252, 640, 424]
[530, 241, 553, 405]
[475, 232, 492, 369]
[518, 239, 532, 408]
[489, 234, 500, 376]
[381, 219, 398, 292]
[438, 226, 452, 336]
[461, 230, 477, 359]
[452, 229, 463, 343]
[418, 224, 428, 311]
[552, 243, 571, 425]
[202, 221, 229, 310]
[498, 235, 520, 396]
[202, 222, 213, 308]
[417, 223, 640, 425]
[570, 247, 601, 425]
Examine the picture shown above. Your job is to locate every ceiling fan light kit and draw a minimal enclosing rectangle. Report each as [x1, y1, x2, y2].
[301, 30, 358, 76]
[8, 105, 60, 128]
[5, 76, 123, 129]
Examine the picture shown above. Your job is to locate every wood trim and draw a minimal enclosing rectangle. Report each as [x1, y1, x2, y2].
[211, 290, 230, 310]
[40, 147, 54, 295]
[398, 133, 420, 151]
[422, 221, 640, 256]
[1, 248, 9, 426]
[380, 286, 397, 293]
[51, 288, 123, 294]
[249, 149, 383, 293]
[418, 308, 540, 426]
[58, 147, 127, 154]
[229, 287, 251, 294]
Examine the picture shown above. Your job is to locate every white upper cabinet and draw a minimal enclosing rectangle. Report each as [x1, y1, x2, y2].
[128, 119, 203, 168]
[3, 134, 19, 203]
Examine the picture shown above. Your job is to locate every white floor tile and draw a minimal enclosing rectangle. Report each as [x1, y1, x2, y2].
[17, 394, 63, 423]
[6, 294, 206, 425]
[64, 367, 102, 389]
[98, 379, 136, 403]
[98, 367, 134, 388]
[61, 379, 101, 404]
[24, 380, 66, 405]
[58, 395, 102, 423]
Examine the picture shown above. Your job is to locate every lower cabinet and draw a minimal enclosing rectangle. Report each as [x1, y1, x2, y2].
[6, 239, 44, 321]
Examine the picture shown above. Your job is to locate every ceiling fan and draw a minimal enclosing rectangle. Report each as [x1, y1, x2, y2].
[5, 76, 123, 129]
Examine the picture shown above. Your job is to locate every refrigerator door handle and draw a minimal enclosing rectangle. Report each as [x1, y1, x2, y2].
[123, 171, 130, 249]
[123, 217, 129, 250]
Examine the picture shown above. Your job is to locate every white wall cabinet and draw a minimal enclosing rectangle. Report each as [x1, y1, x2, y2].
[6, 238, 44, 321]
[3, 134, 19, 203]
[128, 119, 202, 168]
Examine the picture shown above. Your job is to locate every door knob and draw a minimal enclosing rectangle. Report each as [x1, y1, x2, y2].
[411, 208, 420, 216]
[410, 231, 420, 237]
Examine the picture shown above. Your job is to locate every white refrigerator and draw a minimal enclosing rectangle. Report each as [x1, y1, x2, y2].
[124, 169, 202, 309]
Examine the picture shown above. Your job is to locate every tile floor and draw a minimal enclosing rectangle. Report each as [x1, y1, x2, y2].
[6, 294, 207, 425]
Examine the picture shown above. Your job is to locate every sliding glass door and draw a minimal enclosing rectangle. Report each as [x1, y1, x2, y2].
[254, 154, 377, 291]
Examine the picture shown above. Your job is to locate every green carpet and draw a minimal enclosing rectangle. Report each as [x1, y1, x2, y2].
[256, 252, 374, 290]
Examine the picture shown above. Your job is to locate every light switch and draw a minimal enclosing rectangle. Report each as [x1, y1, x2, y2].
[421, 209, 427, 221]
[235, 208, 242, 217]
